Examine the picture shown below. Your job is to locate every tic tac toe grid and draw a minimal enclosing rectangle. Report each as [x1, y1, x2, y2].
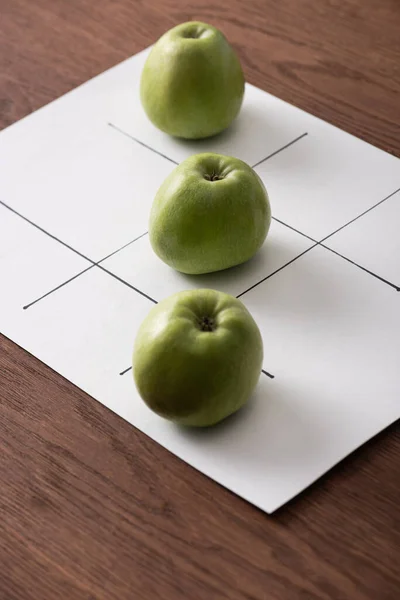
[0, 47, 399, 514]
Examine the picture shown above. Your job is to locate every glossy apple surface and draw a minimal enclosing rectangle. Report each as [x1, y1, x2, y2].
[133, 289, 264, 427]
[140, 21, 245, 139]
[149, 152, 271, 274]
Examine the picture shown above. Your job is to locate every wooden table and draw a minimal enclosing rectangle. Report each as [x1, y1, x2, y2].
[1, 1, 399, 598]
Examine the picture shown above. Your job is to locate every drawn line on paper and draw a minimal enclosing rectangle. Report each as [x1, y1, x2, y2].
[0, 196, 152, 308]
[23, 231, 149, 309]
[23, 266, 95, 310]
[251, 133, 308, 169]
[0, 199, 93, 264]
[120, 366, 132, 376]
[321, 187, 400, 243]
[271, 216, 317, 242]
[262, 369, 275, 379]
[320, 244, 400, 291]
[101, 231, 149, 259]
[120, 365, 275, 378]
[109, 124, 307, 173]
[236, 244, 318, 298]
[108, 122, 179, 166]
[98, 265, 157, 303]
[317, 186, 400, 291]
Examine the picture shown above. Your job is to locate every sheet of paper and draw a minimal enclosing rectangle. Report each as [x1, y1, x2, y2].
[0, 47, 399, 513]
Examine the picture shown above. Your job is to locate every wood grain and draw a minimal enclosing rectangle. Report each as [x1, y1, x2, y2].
[0, 1, 399, 599]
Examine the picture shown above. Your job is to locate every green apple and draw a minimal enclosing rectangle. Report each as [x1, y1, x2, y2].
[133, 289, 263, 427]
[149, 152, 271, 274]
[140, 21, 245, 139]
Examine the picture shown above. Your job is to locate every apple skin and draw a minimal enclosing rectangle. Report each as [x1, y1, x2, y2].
[149, 152, 271, 274]
[140, 21, 245, 139]
[132, 289, 264, 427]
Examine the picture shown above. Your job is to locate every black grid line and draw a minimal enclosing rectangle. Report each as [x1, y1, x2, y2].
[320, 244, 400, 291]
[271, 216, 317, 243]
[0, 199, 94, 264]
[120, 365, 275, 378]
[262, 369, 275, 379]
[320, 186, 400, 244]
[23, 231, 150, 309]
[108, 122, 179, 165]
[251, 133, 308, 169]
[272, 187, 400, 248]
[23, 266, 95, 310]
[97, 265, 157, 303]
[0, 198, 153, 308]
[120, 366, 132, 376]
[102, 230, 149, 260]
[236, 244, 318, 298]
[109, 122, 308, 174]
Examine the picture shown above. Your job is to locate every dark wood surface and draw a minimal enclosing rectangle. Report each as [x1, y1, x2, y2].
[1, 1, 399, 598]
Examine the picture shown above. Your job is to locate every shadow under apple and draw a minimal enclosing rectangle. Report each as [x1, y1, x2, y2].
[172, 376, 328, 475]
[171, 97, 302, 166]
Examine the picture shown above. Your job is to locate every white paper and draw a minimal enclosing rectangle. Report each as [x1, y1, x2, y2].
[1, 47, 399, 514]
